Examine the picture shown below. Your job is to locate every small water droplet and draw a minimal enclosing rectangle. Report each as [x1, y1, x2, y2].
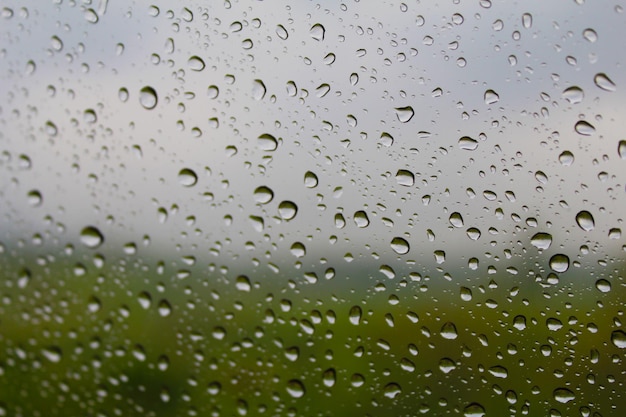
[394, 106, 414, 123]
[139, 86, 158, 109]
[594, 73, 616, 92]
[27, 190, 43, 207]
[80, 226, 104, 248]
[188, 56, 205, 71]
[484, 89, 499, 104]
[583, 28, 597, 42]
[42, 346, 62, 363]
[391, 237, 410, 254]
[322, 368, 336, 387]
[236, 275, 251, 292]
[522, 13, 532, 29]
[276, 24, 288, 40]
[138, 291, 152, 309]
[618, 140, 626, 159]
[553, 388, 575, 403]
[549, 254, 570, 273]
[349, 306, 362, 325]
[286, 379, 305, 398]
[395, 169, 414, 186]
[252, 79, 266, 100]
[158, 299, 172, 317]
[575, 120, 595, 136]
[575, 210, 595, 231]
[84, 8, 99, 24]
[178, 168, 198, 187]
[304, 171, 318, 188]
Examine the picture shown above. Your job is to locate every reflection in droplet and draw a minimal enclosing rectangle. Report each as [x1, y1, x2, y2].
[594, 73, 616, 92]
[139, 86, 158, 109]
[575, 210, 595, 231]
[549, 254, 570, 273]
[80, 226, 104, 248]
[574, 120, 595, 136]
[178, 168, 198, 187]
[391, 237, 410, 254]
[394, 106, 414, 123]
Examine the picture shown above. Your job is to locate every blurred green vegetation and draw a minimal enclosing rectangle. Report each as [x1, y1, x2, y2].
[0, 246, 624, 416]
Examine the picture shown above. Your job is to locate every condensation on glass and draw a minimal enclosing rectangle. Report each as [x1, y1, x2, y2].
[0, 1, 624, 416]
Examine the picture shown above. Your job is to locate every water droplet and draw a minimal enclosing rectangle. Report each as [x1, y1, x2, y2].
[441, 322, 458, 339]
[84, 8, 99, 24]
[252, 79, 266, 100]
[304, 171, 318, 188]
[257, 134, 278, 151]
[522, 13, 532, 29]
[484, 89, 499, 104]
[464, 403, 486, 417]
[285, 346, 299, 361]
[286, 379, 305, 398]
[618, 140, 626, 159]
[188, 56, 205, 71]
[310, 23, 325, 41]
[549, 254, 570, 273]
[42, 346, 62, 363]
[559, 151, 575, 166]
[383, 383, 402, 398]
[322, 368, 336, 387]
[380, 132, 394, 147]
[391, 237, 410, 254]
[594, 73, 616, 92]
[394, 106, 414, 123]
[395, 170, 414, 186]
[575, 210, 595, 231]
[562, 86, 584, 104]
[349, 306, 362, 325]
[466, 227, 481, 240]
[27, 190, 42, 207]
[583, 28, 597, 42]
[138, 291, 152, 309]
[530, 232, 552, 250]
[354, 211, 370, 228]
[553, 388, 575, 403]
[278, 201, 298, 220]
[80, 226, 104, 248]
[595, 279, 611, 293]
[178, 168, 198, 187]
[253, 186, 274, 204]
[236, 275, 251, 292]
[460, 287, 473, 301]
[458, 136, 478, 150]
[434, 250, 446, 264]
[488, 365, 508, 378]
[118, 87, 129, 102]
[158, 299, 172, 317]
[139, 86, 158, 109]
[611, 330, 626, 348]
[212, 326, 226, 340]
[290, 242, 306, 257]
[449, 212, 464, 228]
[276, 24, 288, 40]
[575, 120, 595, 136]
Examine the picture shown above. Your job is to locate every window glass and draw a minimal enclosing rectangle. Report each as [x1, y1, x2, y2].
[1, 1, 624, 416]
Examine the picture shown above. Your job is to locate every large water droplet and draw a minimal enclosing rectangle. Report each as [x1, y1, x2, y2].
[257, 134, 278, 151]
[595, 279, 611, 293]
[395, 169, 414, 186]
[611, 330, 626, 348]
[80, 226, 104, 248]
[390, 237, 410, 254]
[278, 201, 298, 220]
[158, 299, 172, 317]
[553, 388, 575, 403]
[559, 150, 575, 166]
[583, 28, 597, 42]
[322, 368, 336, 387]
[484, 89, 499, 104]
[394, 106, 414, 123]
[488, 365, 508, 378]
[619, 140, 626, 159]
[522, 13, 532, 29]
[449, 212, 464, 228]
[178, 168, 198, 187]
[562, 86, 584, 104]
[27, 190, 43, 207]
[383, 383, 402, 398]
[354, 211, 370, 228]
[253, 186, 274, 204]
[304, 171, 318, 188]
[594, 73, 616, 92]
[574, 120, 595, 136]
[139, 86, 158, 109]
[575, 210, 595, 231]
[549, 254, 570, 272]
[286, 379, 305, 398]
[188, 56, 205, 71]
[530, 232, 552, 250]
[42, 346, 62, 363]
[236, 275, 251, 292]
[276, 24, 288, 40]
[458, 136, 478, 150]
[252, 79, 266, 100]
[464, 403, 486, 417]
[349, 305, 362, 325]
[310, 23, 325, 41]
[440, 322, 458, 339]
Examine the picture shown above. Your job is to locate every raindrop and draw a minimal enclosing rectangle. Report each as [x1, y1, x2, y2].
[80, 226, 104, 248]
[488, 365, 508, 378]
[278, 201, 298, 220]
[594, 73, 616, 92]
[464, 403, 486, 417]
[139, 86, 158, 109]
[178, 168, 198, 187]
[466, 228, 481, 240]
[549, 254, 570, 273]
[562, 86, 584, 104]
[354, 211, 370, 228]
[322, 368, 336, 387]
[27, 190, 43, 207]
[583, 28, 597, 42]
[553, 388, 575, 403]
[286, 379, 305, 398]
[595, 279, 611, 293]
[390, 237, 410, 254]
[380, 132, 394, 147]
[484, 89, 499, 104]
[285, 346, 299, 361]
[439, 358, 456, 373]
[310, 23, 325, 41]
[559, 151, 575, 166]
[394, 106, 414, 123]
[84, 8, 99, 24]
[440, 322, 458, 339]
[395, 169, 414, 186]
[383, 383, 402, 398]
[236, 275, 251, 292]
[252, 79, 266, 100]
[449, 212, 464, 228]
[158, 299, 172, 317]
[253, 186, 274, 204]
[611, 330, 626, 348]
[257, 134, 278, 151]
[575, 210, 595, 231]
[349, 306, 362, 325]
[118, 87, 129, 102]
[619, 140, 626, 159]
[276, 24, 288, 40]
[458, 136, 478, 150]
[574, 120, 595, 136]
[138, 291, 152, 309]
[460, 287, 473, 301]
[522, 13, 532, 29]
[530, 232, 552, 250]
[42, 346, 62, 363]
[304, 171, 318, 188]
[188, 56, 205, 71]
